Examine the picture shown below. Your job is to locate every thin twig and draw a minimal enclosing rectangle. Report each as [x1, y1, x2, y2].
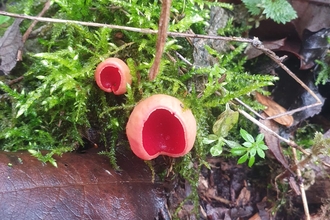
[0, 11, 258, 43]
[238, 108, 310, 155]
[148, 0, 172, 81]
[253, 39, 323, 106]
[292, 147, 310, 220]
[22, 0, 51, 43]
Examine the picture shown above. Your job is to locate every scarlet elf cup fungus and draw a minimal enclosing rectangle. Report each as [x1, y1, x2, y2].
[126, 94, 197, 160]
[94, 58, 132, 95]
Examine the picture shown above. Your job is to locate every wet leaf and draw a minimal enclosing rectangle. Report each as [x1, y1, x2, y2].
[255, 92, 294, 127]
[0, 148, 165, 219]
[291, 0, 330, 39]
[213, 104, 239, 137]
[0, 18, 23, 75]
[299, 28, 330, 70]
[259, 112, 291, 170]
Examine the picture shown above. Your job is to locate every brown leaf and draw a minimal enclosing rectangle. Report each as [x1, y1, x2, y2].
[291, 0, 330, 39]
[0, 148, 165, 219]
[255, 92, 294, 127]
[0, 18, 23, 75]
[259, 112, 290, 171]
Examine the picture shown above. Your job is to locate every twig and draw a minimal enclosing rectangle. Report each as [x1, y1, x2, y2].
[292, 147, 310, 220]
[22, 0, 51, 43]
[148, 0, 172, 81]
[0, 11, 258, 43]
[253, 39, 323, 108]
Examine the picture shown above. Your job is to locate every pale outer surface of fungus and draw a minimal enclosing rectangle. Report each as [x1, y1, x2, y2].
[126, 94, 197, 160]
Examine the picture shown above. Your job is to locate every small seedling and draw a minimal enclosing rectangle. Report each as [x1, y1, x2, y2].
[230, 128, 268, 167]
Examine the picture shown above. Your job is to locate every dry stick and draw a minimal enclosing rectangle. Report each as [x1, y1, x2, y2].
[0, 11, 256, 43]
[148, 0, 172, 81]
[252, 40, 323, 116]
[22, 0, 51, 43]
[238, 108, 310, 155]
[292, 148, 311, 220]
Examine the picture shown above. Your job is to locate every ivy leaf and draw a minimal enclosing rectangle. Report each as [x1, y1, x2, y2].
[240, 128, 254, 143]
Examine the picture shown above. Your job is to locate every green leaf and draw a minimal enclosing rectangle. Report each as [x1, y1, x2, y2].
[248, 156, 255, 167]
[250, 148, 256, 157]
[241, 0, 262, 15]
[263, 0, 297, 24]
[203, 138, 217, 145]
[257, 148, 266, 158]
[231, 146, 247, 156]
[237, 153, 249, 164]
[223, 139, 242, 148]
[240, 128, 254, 143]
[213, 104, 239, 137]
[210, 141, 224, 157]
[256, 133, 264, 143]
[243, 142, 253, 148]
[258, 144, 268, 150]
[0, 16, 10, 25]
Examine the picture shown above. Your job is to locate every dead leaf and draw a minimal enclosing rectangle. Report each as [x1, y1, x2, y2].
[255, 92, 294, 127]
[291, 0, 330, 39]
[0, 18, 23, 75]
[299, 28, 330, 70]
[0, 148, 165, 219]
[259, 112, 291, 171]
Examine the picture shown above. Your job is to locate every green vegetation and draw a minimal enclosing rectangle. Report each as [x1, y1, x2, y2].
[0, 0, 282, 215]
[242, 0, 297, 24]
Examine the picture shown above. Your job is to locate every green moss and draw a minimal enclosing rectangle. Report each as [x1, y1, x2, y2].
[0, 0, 279, 214]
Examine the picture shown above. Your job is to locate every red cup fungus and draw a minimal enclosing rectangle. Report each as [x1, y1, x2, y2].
[126, 94, 197, 160]
[94, 58, 132, 95]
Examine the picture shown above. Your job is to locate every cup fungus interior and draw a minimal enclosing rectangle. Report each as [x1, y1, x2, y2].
[142, 109, 185, 156]
[100, 66, 121, 92]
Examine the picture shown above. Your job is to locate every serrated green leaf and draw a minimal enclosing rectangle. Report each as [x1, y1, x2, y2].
[263, 0, 297, 24]
[240, 128, 254, 143]
[242, 0, 262, 15]
[238, 153, 249, 164]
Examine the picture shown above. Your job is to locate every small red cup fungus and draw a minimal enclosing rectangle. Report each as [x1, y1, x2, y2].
[94, 58, 132, 95]
[126, 94, 197, 160]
